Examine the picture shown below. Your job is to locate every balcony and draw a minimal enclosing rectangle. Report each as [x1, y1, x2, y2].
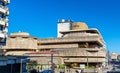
[38, 43, 79, 49]
[86, 48, 99, 52]
[0, 6, 9, 16]
[53, 48, 106, 57]
[0, 18, 8, 26]
[39, 36, 104, 46]
[0, 0, 10, 4]
[0, 32, 5, 38]
[64, 58, 105, 63]
[0, 18, 5, 26]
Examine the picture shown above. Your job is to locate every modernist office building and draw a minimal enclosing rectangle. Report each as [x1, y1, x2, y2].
[2, 19, 107, 68]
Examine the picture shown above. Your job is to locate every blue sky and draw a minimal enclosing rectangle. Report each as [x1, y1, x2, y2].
[9, 0, 120, 53]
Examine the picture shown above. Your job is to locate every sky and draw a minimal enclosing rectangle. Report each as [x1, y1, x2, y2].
[9, 0, 120, 53]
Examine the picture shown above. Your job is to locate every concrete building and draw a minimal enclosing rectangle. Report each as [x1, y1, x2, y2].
[0, 0, 10, 55]
[3, 32, 38, 55]
[110, 52, 118, 60]
[57, 19, 72, 37]
[117, 55, 120, 61]
[2, 20, 107, 68]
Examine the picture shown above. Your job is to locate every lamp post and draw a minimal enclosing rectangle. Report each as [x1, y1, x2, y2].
[50, 50, 59, 73]
[86, 49, 99, 73]
[48, 61, 51, 70]
[86, 51, 89, 73]
[51, 52, 55, 73]
[97, 51, 98, 66]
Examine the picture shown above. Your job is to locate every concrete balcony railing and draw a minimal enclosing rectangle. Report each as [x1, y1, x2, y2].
[3, 38, 38, 50]
[0, 18, 5, 26]
[0, 32, 5, 38]
[65, 33, 99, 37]
[0, 0, 10, 4]
[39, 36, 104, 46]
[0, 18, 8, 26]
[53, 48, 106, 57]
[0, 6, 9, 15]
[38, 43, 79, 49]
[65, 57, 105, 63]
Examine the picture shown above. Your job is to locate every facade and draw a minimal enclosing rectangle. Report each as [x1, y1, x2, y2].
[0, 0, 10, 55]
[110, 52, 118, 60]
[2, 20, 107, 68]
[0, 56, 29, 73]
[3, 32, 38, 55]
[57, 19, 72, 37]
[117, 55, 120, 60]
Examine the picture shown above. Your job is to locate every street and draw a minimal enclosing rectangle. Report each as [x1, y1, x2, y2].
[103, 63, 120, 73]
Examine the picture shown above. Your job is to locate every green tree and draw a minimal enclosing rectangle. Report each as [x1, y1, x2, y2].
[27, 60, 38, 70]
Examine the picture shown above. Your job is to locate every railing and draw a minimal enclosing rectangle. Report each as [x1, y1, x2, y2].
[0, 18, 8, 26]
[38, 43, 79, 49]
[39, 36, 104, 45]
[54, 48, 106, 57]
[66, 33, 99, 37]
[0, 32, 5, 38]
[3, 37, 38, 49]
[0, 6, 9, 15]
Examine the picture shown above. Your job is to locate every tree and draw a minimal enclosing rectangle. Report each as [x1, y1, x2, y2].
[27, 60, 38, 71]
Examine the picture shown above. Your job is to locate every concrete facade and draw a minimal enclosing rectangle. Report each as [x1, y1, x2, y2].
[2, 21, 107, 68]
[110, 52, 118, 60]
[57, 19, 72, 37]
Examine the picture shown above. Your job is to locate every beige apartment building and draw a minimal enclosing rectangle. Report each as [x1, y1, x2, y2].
[2, 20, 107, 68]
[110, 52, 118, 60]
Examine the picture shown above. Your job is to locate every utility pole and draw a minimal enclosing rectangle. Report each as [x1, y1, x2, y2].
[87, 51, 89, 73]
[51, 52, 55, 73]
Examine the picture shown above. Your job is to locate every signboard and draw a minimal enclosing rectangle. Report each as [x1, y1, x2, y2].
[80, 64, 85, 68]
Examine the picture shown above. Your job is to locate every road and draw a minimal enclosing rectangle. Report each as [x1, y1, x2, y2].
[103, 64, 120, 73]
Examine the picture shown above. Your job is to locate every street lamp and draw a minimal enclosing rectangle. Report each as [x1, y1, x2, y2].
[20, 58, 30, 73]
[51, 52, 55, 73]
[48, 60, 51, 70]
[86, 51, 89, 73]
[86, 49, 99, 73]
[50, 50, 59, 73]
